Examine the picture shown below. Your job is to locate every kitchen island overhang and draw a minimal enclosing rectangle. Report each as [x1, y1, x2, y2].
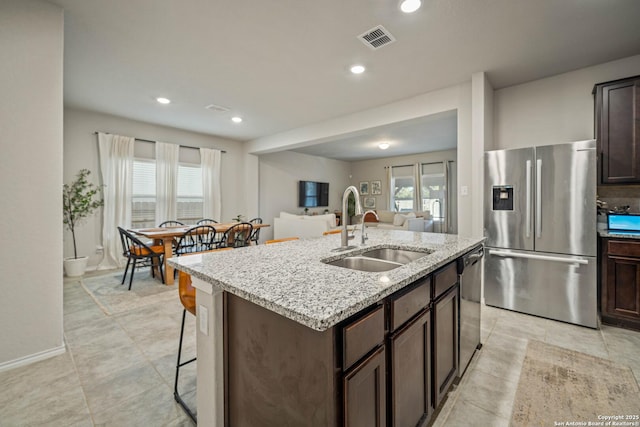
[169, 229, 485, 426]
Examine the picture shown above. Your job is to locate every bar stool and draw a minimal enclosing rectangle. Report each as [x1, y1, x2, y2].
[174, 248, 232, 423]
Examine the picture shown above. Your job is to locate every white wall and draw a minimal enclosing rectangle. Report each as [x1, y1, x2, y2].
[63, 108, 246, 267]
[494, 54, 640, 150]
[0, 0, 65, 368]
[258, 151, 351, 241]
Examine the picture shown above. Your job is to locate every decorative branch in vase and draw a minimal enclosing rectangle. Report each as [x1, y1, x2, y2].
[63, 169, 103, 276]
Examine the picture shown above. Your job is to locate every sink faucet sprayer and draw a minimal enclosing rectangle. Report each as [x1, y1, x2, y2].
[361, 210, 379, 245]
[339, 186, 363, 250]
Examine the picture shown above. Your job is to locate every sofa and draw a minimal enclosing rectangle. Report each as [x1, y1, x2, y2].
[363, 210, 433, 232]
[273, 212, 339, 239]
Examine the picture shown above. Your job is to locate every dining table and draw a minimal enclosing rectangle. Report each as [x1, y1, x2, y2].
[129, 222, 270, 285]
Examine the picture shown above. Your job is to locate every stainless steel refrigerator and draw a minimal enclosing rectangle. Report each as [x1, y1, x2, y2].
[483, 140, 597, 328]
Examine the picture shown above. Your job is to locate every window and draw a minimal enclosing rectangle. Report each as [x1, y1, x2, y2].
[131, 159, 203, 227]
[391, 166, 415, 212]
[132, 160, 156, 228]
[177, 164, 203, 224]
[421, 163, 446, 221]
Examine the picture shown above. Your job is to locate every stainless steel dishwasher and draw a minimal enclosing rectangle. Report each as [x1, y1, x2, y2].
[457, 245, 484, 377]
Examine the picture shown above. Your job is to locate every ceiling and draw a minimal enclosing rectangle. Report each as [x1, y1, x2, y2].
[291, 110, 457, 161]
[50, 0, 640, 158]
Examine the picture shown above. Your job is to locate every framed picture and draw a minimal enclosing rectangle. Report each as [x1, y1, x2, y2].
[359, 181, 369, 195]
[371, 180, 382, 195]
[363, 196, 376, 209]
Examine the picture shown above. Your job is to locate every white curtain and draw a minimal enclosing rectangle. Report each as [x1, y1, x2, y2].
[386, 166, 393, 210]
[97, 132, 134, 269]
[155, 141, 179, 223]
[413, 162, 422, 212]
[200, 148, 222, 221]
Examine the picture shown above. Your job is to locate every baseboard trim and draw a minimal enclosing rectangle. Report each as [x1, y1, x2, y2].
[0, 344, 66, 373]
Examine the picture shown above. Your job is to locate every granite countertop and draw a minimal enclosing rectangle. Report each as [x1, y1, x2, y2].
[168, 229, 484, 331]
[598, 229, 640, 239]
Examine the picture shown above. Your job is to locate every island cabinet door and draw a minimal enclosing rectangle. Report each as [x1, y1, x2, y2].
[343, 346, 386, 427]
[433, 285, 459, 407]
[389, 307, 432, 427]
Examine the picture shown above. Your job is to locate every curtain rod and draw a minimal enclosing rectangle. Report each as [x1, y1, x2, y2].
[384, 164, 414, 169]
[384, 161, 452, 169]
[94, 132, 226, 153]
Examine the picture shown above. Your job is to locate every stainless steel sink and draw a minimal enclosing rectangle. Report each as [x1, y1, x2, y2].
[324, 256, 403, 272]
[323, 248, 431, 272]
[362, 248, 431, 263]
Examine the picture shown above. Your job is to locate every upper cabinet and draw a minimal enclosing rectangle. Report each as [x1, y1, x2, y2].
[594, 75, 640, 184]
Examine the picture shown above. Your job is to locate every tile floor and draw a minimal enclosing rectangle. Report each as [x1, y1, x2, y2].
[1, 271, 639, 426]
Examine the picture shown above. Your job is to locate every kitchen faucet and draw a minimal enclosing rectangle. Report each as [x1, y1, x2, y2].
[361, 210, 378, 245]
[339, 186, 362, 250]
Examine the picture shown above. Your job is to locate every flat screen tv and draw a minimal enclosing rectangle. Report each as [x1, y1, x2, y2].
[298, 181, 329, 207]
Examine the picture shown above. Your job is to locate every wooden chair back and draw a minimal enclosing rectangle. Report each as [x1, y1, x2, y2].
[265, 237, 300, 244]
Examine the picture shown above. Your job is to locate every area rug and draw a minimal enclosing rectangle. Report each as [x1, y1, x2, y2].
[511, 340, 640, 426]
[79, 270, 178, 316]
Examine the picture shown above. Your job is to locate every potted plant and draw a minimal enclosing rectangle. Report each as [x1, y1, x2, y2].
[63, 169, 104, 277]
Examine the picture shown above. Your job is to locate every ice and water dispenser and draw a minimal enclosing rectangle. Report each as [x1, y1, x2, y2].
[492, 186, 513, 211]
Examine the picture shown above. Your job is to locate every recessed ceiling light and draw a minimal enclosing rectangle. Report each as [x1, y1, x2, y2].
[378, 142, 390, 150]
[350, 65, 366, 74]
[231, 116, 243, 123]
[156, 97, 171, 104]
[399, 0, 421, 13]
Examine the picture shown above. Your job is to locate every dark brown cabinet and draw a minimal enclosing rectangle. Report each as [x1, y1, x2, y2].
[601, 238, 640, 331]
[433, 285, 459, 407]
[225, 259, 465, 427]
[389, 308, 432, 427]
[594, 75, 640, 184]
[343, 347, 387, 427]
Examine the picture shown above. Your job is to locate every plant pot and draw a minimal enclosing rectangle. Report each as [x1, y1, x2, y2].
[64, 256, 88, 277]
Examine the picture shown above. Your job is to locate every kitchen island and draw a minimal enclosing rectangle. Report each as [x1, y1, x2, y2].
[169, 229, 484, 426]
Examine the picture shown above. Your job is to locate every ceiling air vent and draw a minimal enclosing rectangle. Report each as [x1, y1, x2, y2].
[358, 25, 396, 50]
[205, 103, 230, 113]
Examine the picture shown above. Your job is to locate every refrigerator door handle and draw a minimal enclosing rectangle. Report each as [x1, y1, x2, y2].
[488, 249, 589, 265]
[526, 160, 532, 238]
[536, 158, 542, 238]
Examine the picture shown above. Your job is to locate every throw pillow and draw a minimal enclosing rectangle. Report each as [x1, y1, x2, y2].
[393, 213, 406, 226]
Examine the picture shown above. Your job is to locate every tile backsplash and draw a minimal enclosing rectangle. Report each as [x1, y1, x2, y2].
[598, 185, 640, 213]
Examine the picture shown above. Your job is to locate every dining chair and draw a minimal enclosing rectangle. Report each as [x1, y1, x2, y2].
[248, 217, 263, 244]
[265, 237, 299, 244]
[196, 218, 218, 225]
[174, 248, 233, 423]
[117, 227, 165, 290]
[175, 225, 218, 255]
[159, 220, 185, 227]
[219, 222, 254, 248]
[323, 229, 342, 235]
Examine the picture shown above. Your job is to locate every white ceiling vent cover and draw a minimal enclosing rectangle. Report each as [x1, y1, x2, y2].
[205, 103, 230, 113]
[358, 25, 396, 50]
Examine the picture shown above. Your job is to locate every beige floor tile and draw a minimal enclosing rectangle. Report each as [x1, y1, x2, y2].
[81, 361, 166, 415]
[491, 315, 547, 341]
[439, 398, 511, 427]
[0, 351, 79, 407]
[91, 383, 186, 427]
[71, 340, 148, 383]
[458, 369, 518, 419]
[543, 321, 609, 359]
[473, 346, 526, 384]
[0, 372, 91, 426]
